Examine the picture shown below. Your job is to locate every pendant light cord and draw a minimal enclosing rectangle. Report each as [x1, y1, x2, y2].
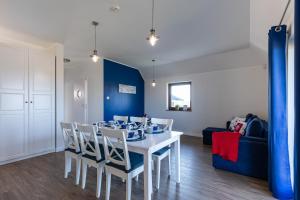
[94, 24, 97, 50]
[152, 59, 155, 80]
[151, 0, 155, 29]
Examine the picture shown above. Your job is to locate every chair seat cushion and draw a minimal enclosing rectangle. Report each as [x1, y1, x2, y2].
[82, 143, 105, 163]
[153, 146, 170, 156]
[65, 148, 81, 154]
[106, 152, 144, 173]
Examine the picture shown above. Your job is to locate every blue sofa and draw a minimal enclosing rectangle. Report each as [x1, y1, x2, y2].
[203, 114, 268, 180]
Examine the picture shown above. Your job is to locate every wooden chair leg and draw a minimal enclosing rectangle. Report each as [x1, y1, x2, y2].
[81, 160, 88, 189]
[75, 157, 81, 185]
[106, 172, 111, 200]
[96, 167, 103, 198]
[126, 176, 132, 200]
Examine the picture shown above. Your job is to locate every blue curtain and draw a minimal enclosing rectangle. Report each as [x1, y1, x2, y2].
[268, 25, 293, 199]
[295, 0, 300, 199]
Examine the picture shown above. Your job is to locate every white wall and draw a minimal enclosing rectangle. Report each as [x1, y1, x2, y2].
[145, 65, 268, 137]
[64, 58, 103, 124]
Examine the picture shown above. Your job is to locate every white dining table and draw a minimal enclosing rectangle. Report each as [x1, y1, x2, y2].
[125, 130, 183, 200]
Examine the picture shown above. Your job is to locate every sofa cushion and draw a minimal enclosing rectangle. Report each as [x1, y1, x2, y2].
[245, 113, 257, 123]
[245, 118, 264, 138]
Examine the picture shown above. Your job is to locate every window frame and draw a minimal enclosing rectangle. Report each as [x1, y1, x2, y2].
[167, 81, 192, 112]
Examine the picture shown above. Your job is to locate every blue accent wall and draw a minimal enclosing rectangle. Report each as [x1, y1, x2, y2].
[104, 59, 144, 121]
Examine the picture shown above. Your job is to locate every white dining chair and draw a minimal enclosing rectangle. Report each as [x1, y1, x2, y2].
[151, 118, 174, 189]
[113, 115, 129, 124]
[100, 128, 144, 200]
[60, 122, 82, 185]
[77, 124, 105, 198]
[129, 116, 147, 128]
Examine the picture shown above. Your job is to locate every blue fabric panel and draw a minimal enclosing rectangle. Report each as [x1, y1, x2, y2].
[268, 25, 293, 199]
[104, 59, 144, 121]
[212, 136, 268, 180]
[295, 1, 300, 199]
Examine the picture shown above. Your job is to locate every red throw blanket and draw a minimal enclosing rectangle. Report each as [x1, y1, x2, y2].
[212, 132, 241, 162]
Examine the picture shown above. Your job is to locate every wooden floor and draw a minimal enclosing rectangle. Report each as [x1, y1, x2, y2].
[0, 136, 274, 200]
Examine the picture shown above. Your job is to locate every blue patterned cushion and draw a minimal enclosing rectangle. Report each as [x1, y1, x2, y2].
[153, 146, 170, 156]
[106, 152, 143, 173]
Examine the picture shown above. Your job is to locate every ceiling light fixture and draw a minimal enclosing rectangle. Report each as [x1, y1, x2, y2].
[90, 21, 100, 63]
[152, 59, 156, 87]
[147, 0, 159, 46]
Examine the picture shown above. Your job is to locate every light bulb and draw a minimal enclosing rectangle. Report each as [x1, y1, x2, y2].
[147, 29, 159, 46]
[152, 81, 156, 87]
[149, 35, 158, 46]
[92, 54, 99, 62]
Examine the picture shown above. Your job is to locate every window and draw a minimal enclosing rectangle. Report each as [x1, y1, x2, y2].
[168, 82, 191, 111]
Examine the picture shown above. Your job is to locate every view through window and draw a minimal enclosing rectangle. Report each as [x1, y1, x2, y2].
[168, 82, 191, 111]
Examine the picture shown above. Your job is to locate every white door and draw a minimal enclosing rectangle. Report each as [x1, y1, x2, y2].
[0, 43, 28, 162]
[28, 49, 55, 154]
[72, 79, 88, 123]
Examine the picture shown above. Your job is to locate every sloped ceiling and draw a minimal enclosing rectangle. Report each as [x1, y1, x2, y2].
[0, 0, 249, 67]
[0, 0, 291, 76]
[250, 0, 293, 52]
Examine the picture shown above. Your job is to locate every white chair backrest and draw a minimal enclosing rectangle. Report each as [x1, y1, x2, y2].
[77, 124, 102, 161]
[60, 122, 80, 153]
[151, 118, 174, 131]
[100, 128, 131, 171]
[113, 115, 129, 124]
[130, 116, 147, 127]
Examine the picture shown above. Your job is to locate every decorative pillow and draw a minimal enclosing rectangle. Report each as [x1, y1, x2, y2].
[229, 117, 246, 131]
[234, 122, 247, 135]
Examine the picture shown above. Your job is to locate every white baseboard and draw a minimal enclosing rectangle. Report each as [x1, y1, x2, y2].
[183, 132, 203, 137]
[55, 146, 65, 152]
[0, 149, 55, 166]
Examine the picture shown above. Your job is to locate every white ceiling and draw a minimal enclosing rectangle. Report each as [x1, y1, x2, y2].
[0, 0, 250, 68]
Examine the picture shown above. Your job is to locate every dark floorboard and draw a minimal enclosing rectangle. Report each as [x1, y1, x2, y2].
[0, 136, 274, 200]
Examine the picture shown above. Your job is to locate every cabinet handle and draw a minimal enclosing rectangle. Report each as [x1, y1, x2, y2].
[30, 101, 33, 104]
[25, 101, 28, 103]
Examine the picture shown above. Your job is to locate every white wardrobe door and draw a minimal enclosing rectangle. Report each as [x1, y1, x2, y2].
[28, 49, 55, 154]
[0, 43, 28, 162]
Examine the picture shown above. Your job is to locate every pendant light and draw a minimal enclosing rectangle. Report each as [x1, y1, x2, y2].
[147, 0, 159, 46]
[90, 21, 100, 62]
[152, 59, 156, 87]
